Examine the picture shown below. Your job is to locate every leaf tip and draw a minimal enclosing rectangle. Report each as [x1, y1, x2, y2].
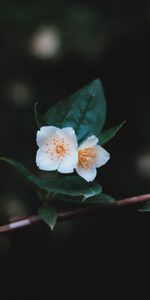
[82, 196, 87, 202]
[117, 120, 126, 132]
[38, 206, 57, 231]
[122, 120, 126, 126]
[49, 223, 56, 231]
[34, 101, 38, 110]
[92, 78, 102, 87]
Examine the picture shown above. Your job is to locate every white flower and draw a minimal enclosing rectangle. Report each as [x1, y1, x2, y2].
[36, 126, 78, 173]
[75, 135, 110, 182]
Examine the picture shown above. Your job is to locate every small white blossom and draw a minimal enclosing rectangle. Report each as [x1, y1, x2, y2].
[36, 126, 78, 173]
[75, 135, 110, 182]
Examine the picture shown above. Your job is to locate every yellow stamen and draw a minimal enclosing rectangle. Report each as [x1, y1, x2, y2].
[55, 143, 67, 159]
[78, 147, 96, 169]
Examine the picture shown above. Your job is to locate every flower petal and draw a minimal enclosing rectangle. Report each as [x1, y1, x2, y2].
[79, 135, 98, 150]
[75, 166, 97, 182]
[36, 149, 59, 171]
[36, 126, 58, 150]
[58, 127, 78, 150]
[95, 145, 110, 168]
[58, 149, 78, 174]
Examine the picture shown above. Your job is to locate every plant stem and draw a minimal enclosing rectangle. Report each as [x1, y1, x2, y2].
[0, 193, 150, 234]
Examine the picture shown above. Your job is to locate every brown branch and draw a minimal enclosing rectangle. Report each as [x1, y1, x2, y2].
[0, 193, 150, 234]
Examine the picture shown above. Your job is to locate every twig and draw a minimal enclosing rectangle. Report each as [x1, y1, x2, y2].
[0, 193, 150, 234]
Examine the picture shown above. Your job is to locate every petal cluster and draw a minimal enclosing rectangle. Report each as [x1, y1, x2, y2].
[36, 126, 78, 173]
[75, 135, 110, 182]
[36, 126, 110, 182]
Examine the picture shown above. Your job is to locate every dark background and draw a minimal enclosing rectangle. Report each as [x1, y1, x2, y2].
[0, 0, 150, 298]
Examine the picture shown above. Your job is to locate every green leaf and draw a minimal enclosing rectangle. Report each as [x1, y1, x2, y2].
[0, 157, 41, 191]
[43, 79, 106, 143]
[56, 193, 115, 205]
[34, 102, 47, 128]
[0, 158, 102, 200]
[38, 206, 57, 230]
[138, 201, 150, 212]
[0, 157, 56, 199]
[99, 121, 126, 145]
[86, 193, 115, 205]
[40, 175, 102, 200]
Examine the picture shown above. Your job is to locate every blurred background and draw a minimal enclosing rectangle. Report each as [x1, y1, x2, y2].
[0, 0, 150, 298]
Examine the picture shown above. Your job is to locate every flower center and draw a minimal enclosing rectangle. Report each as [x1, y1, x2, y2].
[78, 147, 96, 169]
[46, 137, 69, 160]
[52, 137, 69, 159]
[55, 143, 66, 158]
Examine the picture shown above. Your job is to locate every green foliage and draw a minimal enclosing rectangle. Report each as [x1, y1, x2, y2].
[0, 157, 40, 191]
[99, 121, 126, 145]
[0, 158, 102, 201]
[56, 193, 115, 205]
[0, 79, 125, 230]
[138, 202, 150, 212]
[36, 79, 106, 143]
[85, 193, 115, 205]
[34, 103, 47, 129]
[41, 176, 102, 200]
[38, 206, 57, 230]
[35, 79, 124, 146]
